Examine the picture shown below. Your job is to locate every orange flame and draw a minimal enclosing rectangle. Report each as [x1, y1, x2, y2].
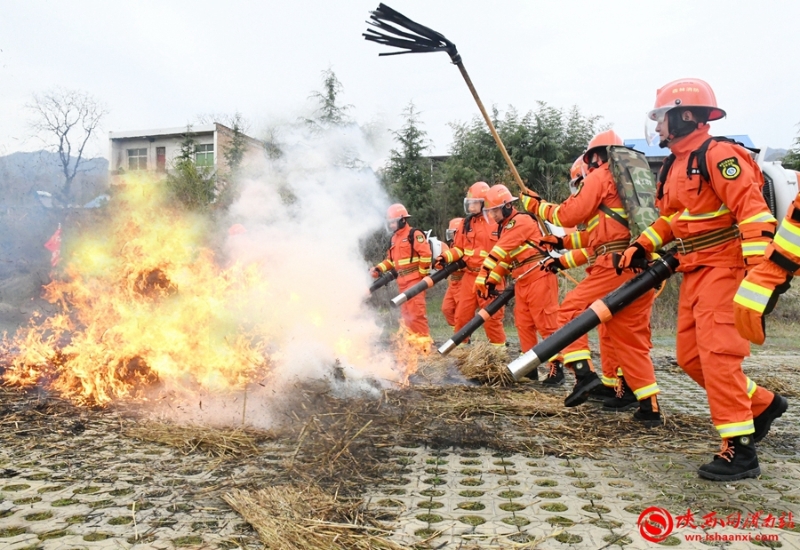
[2, 178, 277, 405]
[390, 323, 432, 385]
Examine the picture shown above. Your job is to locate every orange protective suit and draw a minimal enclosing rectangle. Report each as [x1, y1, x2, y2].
[734, 186, 800, 344]
[524, 164, 658, 398]
[630, 126, 777, 438]
[441, 214, 506, 345]
[439, 242, 463, 327]
[479, 210, 558, 353]
[375, 224, 432, 337]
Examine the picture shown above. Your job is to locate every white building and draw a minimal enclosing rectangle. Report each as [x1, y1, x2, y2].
[107, 123, 263, 181]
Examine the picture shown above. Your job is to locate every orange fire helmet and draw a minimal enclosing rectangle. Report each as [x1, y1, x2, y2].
[464, 181, 491, 215]
[483, 184, 515, 209]
[386, 203, 410, 219]
[446, 217, 463, 241]
[648, 78, 725, 122]
[583, 130, 624, 163]
[467, 181, 490, 199]
[569, 157, 587, 194]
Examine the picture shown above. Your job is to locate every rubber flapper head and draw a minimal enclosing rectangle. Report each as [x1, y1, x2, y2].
[363, 4, 460, 63]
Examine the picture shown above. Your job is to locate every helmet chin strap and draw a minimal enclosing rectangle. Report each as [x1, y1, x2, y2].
[661, 109, 699, 147]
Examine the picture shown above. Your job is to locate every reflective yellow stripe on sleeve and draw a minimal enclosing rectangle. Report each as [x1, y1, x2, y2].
[733, 280, 772, 313]
[773, 218, 800, 257]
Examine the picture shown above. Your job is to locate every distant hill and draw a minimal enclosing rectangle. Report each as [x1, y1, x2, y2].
[764, 148, 788, 162]
[0, 150, 108, 207]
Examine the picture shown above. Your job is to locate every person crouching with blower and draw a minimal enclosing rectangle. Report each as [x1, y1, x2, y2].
[371, 204, 433, 347]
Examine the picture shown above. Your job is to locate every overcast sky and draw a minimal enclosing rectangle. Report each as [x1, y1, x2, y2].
[1, 0, 799, 159]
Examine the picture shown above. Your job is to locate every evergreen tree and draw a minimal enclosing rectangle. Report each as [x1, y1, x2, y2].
[305, 68, 353, 131]
[165, 126, 217, 211]
[783, 123, 800, 171]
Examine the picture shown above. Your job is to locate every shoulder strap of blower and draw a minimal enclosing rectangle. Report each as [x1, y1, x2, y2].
[657, 136, 760, 199]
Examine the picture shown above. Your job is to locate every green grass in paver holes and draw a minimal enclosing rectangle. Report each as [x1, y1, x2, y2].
[459, 490, 483, 498]
[420, 489, 445, 497]
[24, 511, 53, 521]
[546, 516, 575, 527]
[73, 486, 101, 494]
[38, 529, 69, 540]
[583, 504, 611, 514]
[458, 515, 485, 526]
[0, 527, 27, 537]
[414, 528, 438, 538]
[417, 501, 443, 510]
[603, 534, 632, 545]
[416, 514, 443, 523]
[84, 533, 113, 541]
[502, 516, 530, 527]
[460, 478, 483, 486]
[555, 532, 582, 544]
[457, 502, 485, 511]
[174, 536, 204, 547]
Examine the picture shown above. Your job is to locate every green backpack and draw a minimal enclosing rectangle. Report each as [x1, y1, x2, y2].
[605, 145, 660, 240]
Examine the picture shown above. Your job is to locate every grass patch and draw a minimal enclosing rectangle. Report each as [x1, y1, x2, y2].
[459, 478, 483, 486]
[174, 535, 204, 547]
[541, 502, 567, 512]
[83, 533, 112, 541]
[37, 530, 68, 540]
[499, 502, 526, 512]
[13, 497, 42, 505]
[419, 489, 445, 497]
[24, 511, 53, 521]
[502, 516, 530, 526]
[537, 491, 561, 499]
[458, 515, 485, 526]
[457, 502, 485, 511]
[555, 532, 583, 544]
[3, 484, 30, 492]
[416, 514, 443, 523]
[0, 527, 27, 537]
[535, 479, 557, 487]
[459, 490, 484, 498]
[417, 501, 443, 510]
[108, 516, 133, 525]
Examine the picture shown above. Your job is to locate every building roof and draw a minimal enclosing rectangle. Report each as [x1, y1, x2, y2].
[624, 135, 756, 159]
[108, 124, 217, 140]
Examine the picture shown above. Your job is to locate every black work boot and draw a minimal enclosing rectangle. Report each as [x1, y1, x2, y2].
[589, 383, 617, 403]
[754, 393, 789, 443]
[541, 360, 565, 386]
[698, 435, 761, 481]
[633, 395, 664, 427]
[603, 376, 638, 411]
[564, 360, 601, 407]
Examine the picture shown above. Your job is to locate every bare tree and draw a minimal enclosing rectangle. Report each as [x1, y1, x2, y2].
[28, 88, 107, 204]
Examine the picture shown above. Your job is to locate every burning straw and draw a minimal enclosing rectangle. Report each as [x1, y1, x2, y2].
[223, 485, 405, 550]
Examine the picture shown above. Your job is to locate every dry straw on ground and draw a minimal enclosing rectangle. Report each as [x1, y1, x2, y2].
[125, 422, 264, 457]
[223, 485, 406, 550]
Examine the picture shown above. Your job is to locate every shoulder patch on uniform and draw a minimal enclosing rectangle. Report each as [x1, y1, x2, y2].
[505, 219, 516, 230]
[717, 157, 741, 180]
[416, 234, 425, 243]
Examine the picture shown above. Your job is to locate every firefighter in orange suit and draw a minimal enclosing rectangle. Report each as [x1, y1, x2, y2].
[441, 217, 465, 328]
[734, 179, 800, 345]
[617, 78, 784, 481]
[521, 130, 659, 414]
[372, 203, 432, 339]
[435, 182, 506, 347]
[476, 185, 561, 381]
